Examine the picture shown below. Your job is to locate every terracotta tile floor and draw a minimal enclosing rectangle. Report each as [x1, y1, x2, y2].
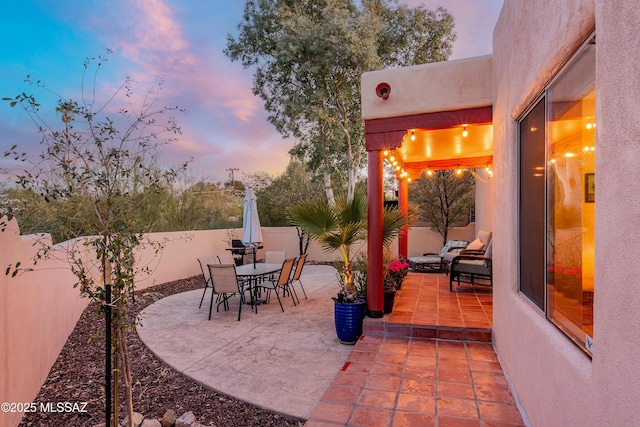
[363, 271, 493, 342]
[305, 273, 525, 426]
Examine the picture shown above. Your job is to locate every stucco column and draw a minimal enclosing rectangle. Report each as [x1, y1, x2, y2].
[367, 150, 384, 318]
[398, 178, 409, 259]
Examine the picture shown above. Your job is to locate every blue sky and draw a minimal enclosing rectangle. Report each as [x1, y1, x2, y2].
[0, 0, 503, 184]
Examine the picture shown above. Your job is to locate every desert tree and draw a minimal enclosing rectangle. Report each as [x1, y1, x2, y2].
[2, 50, 186, 427]
[409, 170, 475, 245]
[225, 0, 455, 202]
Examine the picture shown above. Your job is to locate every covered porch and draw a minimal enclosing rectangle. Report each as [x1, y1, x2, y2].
[361, 55, 495, 318]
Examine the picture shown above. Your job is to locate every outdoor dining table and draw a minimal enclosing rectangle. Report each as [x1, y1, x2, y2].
[235, 263, 282, 311]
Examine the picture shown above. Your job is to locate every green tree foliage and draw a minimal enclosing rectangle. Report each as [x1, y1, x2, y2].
[2, 51, 186, 427]
[225, 0, 455, 201]
[1, 175, 246, 236]
[178, 181, 244, 230]
[246, 159, 324, 227]
[246, 159, 325, 255]
[409, 170, 475, 245]
[375, 2, 455, 66]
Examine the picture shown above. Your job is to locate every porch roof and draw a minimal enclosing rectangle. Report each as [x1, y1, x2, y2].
[362, 55, 494, 179]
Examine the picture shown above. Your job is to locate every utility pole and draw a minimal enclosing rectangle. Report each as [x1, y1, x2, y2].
[226, 167, 239, 197]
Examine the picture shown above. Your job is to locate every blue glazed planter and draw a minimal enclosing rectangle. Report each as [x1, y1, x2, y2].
[334, 298, 367, 345]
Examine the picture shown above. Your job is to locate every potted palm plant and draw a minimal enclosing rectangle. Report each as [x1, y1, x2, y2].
[288, 191, 407, 344]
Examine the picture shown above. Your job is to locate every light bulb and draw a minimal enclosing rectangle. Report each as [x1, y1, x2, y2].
[462, 126, 468, 138]
[410, 130, 416, 141]
[456, 168, 463, 175]
[383, 150, 389, 156]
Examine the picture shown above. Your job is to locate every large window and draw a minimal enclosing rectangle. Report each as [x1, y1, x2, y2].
[518, 36, 595, 356]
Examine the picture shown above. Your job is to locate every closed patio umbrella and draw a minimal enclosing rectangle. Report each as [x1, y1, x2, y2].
[241, 188, 263, 267]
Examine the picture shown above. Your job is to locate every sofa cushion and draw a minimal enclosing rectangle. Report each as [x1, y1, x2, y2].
[477, 230, 492, 246]
[438, 240, 468, 257]
[455, 259, 488, 275]
[466, 238, 484, 251]
[484, 239, 493, 259]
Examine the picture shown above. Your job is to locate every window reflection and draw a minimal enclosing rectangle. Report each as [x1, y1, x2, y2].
[546, 40, 595, 354]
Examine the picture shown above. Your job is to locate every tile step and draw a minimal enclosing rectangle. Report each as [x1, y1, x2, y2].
[363, 317, 492, 342]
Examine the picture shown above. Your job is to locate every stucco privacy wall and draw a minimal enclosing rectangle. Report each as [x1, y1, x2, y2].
[361, 55, 492, 120]
[0, 218, 88, 427]
[492, 1, 640, 426]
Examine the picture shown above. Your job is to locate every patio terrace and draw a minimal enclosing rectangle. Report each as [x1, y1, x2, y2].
[138, 265, 524, 426]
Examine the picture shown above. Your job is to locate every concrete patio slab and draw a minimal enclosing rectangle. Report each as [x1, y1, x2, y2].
[136, 265, 352, 420]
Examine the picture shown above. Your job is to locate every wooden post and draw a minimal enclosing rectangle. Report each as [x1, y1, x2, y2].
[367, 150, 384, 318]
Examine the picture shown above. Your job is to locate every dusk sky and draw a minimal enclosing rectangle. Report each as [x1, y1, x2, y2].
[0, 0, 503, 184]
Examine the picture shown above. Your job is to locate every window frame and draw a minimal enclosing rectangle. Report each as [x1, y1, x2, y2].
[516, 33, 596, 357]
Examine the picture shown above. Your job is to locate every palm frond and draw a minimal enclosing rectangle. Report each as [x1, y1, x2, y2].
[287, 200, 337, 239]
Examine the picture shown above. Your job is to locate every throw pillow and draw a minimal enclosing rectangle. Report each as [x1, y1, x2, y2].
[466, 238, 484, 251]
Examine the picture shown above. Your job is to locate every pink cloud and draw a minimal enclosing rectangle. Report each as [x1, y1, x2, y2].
[132, 0, 188, 52]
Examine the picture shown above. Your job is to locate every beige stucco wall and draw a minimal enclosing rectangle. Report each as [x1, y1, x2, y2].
[0, 219, 88, 427]
[492, 0, 640, 426]
[474, 169, 494, 233]
[361, 55, 492, 120]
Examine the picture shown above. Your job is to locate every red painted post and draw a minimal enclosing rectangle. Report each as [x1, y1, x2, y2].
[398, 178, 409, 259]
[367, 150, 384, 318]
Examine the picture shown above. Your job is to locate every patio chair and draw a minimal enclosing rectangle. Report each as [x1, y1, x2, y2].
[219, 253, 248, 288]
[217, 253, 236, 265]
[197, 257, 218, 308]
[207, 263, 247, 321]
[449, 240, 493, 291]
[443, 230, 492, 271]
[290, 253, 308, 300]
[408, 240, 468, 272]
[256, 257, 297, 311]
[262, 251, 286, 282]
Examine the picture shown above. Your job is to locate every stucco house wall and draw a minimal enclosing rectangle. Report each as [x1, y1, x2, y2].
[362, 55, 492, 119]
[492, 1, 640, 426]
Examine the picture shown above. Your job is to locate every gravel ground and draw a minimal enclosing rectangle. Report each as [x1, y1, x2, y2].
[19, 275, 305, 427]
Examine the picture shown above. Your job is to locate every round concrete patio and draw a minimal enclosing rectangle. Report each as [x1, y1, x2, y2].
[136, 265, 352, 420]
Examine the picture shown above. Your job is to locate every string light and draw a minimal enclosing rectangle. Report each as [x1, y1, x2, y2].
[462, 125, 468, 138]
[410, 130, 416, 141]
